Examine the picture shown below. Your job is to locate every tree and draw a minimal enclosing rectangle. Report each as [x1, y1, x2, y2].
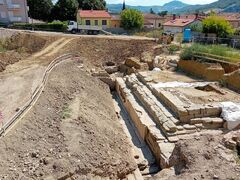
[77, 0, 106, 10]
[120, 9, 144, 30]
[27, 0, 53, 21]
[202, 16, 235, 37]
[158, 11, 168, 17]
[150, 8, 155, 14]
[52, 0, 79, 21]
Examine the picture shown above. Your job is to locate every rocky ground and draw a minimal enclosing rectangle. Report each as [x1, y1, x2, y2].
[0, 60, 136, 179]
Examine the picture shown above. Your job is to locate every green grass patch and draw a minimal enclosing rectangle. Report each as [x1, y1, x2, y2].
[61, 105, 72, 119]
[0, 40, 7, 53]
[134, 29, 163, 38]
[180, 43, 240, 63]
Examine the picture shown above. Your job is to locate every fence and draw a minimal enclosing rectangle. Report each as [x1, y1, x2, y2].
[192, 36, 240, 49]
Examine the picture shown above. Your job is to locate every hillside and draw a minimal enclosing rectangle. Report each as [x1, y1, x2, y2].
[107, 1, 189, 13]
[107, 0, 240, 14]
[175, 0, 240, 13]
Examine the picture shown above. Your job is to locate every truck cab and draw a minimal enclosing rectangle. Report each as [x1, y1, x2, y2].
[67, 21, 78, 33]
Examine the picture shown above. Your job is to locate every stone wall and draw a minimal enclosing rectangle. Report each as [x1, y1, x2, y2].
[224, 70, 240, 92]
[178, 60, 225, 81]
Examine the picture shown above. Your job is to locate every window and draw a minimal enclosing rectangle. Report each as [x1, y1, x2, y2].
[158, 23, 161, 27]
[85, 20, 90, 25]
[102, 20, 107, 26]
[95, 20, 98, 26]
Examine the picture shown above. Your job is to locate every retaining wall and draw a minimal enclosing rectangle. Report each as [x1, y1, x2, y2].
[178, 60, 225, 81]
[0, 28, 18, 39]
[224, 70, 240, 92]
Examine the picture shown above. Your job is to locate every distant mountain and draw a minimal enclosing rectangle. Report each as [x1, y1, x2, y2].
[174, 0, 240, 13]
[107, 0, 240, 14]
[107, 1, 189, 14]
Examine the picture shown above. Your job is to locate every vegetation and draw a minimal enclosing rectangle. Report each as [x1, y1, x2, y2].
[158, 11, 168, 16]
[134, 29, 163, 38]
[168, 44, 180, 54]
[180, 43, 240, 62]
[52, 0, 79, 21]
[150, 8, 155, 14]
[27, 0, 53, 21]
[77, 0, 106, 10]
[189, 23, 203, 32]
[11, 21, 68, 32]
[0, 40, 6, 53]
[120, 9, 144, 30]
[202, 16, 235, 37]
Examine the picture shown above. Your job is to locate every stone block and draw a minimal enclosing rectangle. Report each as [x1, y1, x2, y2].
[183, 124, 196, 130]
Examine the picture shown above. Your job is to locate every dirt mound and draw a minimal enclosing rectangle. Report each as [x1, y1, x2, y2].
[64, 37, 156, 68]
[4, 32, 52, 53]
[0, 51, 28, 72]
[169, 134, 240, 180]
[0, 60, 136, 179]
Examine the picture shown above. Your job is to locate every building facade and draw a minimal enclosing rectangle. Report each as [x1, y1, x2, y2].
[0, 0, 29, 24]
[77, 10, 111, 29]
[143, 13, 165, 29]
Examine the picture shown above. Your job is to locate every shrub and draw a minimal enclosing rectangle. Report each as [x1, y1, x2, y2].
[120, 9, 144, 30]
[202, 16, 235, 37]
[168, 44, 180, 54]
[11, 21, 67, 32]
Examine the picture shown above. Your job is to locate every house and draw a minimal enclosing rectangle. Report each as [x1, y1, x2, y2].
[163, 14, 201, 34]
[111, 14, 121, 28]
[0, 0, 29, 24]
[77, 10, 111, 29]
[143, 13, 165, 29]
[219, 13, 240, 29]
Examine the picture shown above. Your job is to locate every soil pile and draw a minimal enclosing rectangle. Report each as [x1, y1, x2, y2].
[169, 133, 240, 180]
[0, 60, 136, 179]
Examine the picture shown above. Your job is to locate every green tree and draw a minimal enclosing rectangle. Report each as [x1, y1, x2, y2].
[52, 0, 79, 21]
[158, 11, 168, 17]
[120, 9, 144, 30]
[202, 16, 235, 37]
[77, 0, 106, 10]
[150, 8, 155, 14]
[27, 0, 53, 21]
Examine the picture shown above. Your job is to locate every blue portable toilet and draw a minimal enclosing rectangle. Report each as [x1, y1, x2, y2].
[183, 28, 191, 42]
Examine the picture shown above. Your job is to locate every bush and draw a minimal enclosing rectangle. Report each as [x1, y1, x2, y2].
[11, 21, 67, 32]
[120, 9, 144, 30]
[168, 44, 180, 54]
[202, 16, 235, 37]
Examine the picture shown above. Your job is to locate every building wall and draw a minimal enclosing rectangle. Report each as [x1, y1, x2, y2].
[0, 0, 28, 24]
[229, 21, 240, 29]
[77, 16, 111, 29]
[163, 26, 183, 33]
[146, 19, 164, 29]
[111, 20, 120, 28]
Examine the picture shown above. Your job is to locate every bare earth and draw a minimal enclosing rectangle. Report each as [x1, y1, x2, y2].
[0, 60, 136, 179]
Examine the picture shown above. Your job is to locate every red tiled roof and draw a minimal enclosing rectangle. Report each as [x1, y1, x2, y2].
[163, 19, 196, 27]
[219, 13, 240, 21]
[79, 10, 111, 18]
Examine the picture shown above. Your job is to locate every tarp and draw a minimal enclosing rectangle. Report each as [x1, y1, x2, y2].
[221, 102, 240, 130]
[152, 81, 211, 88]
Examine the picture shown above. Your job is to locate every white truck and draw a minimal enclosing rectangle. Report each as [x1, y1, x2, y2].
[67, 21, 103, 35]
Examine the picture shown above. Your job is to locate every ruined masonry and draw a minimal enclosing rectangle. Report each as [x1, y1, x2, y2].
[116, 70, 240, 169]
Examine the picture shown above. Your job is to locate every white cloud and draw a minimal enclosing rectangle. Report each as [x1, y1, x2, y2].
[106, 0, 218, 6]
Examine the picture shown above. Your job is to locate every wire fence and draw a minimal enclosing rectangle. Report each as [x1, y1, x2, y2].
[192, 36, 240, 49]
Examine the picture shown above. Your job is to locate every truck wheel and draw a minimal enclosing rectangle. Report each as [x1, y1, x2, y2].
[71, 29, 76, 34]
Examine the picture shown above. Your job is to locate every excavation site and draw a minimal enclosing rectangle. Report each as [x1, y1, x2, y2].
[0, 29, 239, 180]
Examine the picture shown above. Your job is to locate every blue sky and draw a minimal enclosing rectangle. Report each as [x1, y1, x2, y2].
[106, 0, 218, 6]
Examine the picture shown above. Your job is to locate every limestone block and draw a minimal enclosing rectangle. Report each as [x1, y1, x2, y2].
[183, 124, 196, 130]
[158, 142, 175, 169]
